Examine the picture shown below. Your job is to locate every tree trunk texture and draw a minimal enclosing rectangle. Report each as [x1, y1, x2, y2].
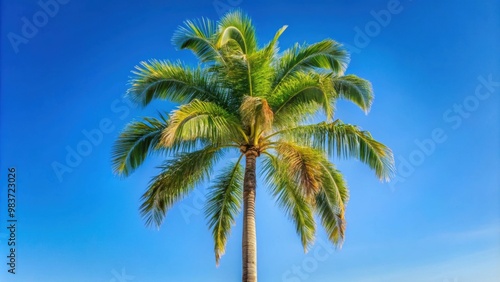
[242, 150, 258, 282]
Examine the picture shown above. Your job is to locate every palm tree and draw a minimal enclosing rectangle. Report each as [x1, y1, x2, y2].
[112, 10, 394, 282]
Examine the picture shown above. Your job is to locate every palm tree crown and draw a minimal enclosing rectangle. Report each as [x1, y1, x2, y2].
[112, 10, 394, 281]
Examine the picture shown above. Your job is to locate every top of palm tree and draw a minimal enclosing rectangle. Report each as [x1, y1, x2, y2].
[112, 9, 394, 265]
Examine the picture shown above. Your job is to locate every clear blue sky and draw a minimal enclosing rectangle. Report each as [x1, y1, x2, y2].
[1, 0, 499, 281]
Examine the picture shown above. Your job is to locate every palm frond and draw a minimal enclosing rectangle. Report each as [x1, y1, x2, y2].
[216, 10, 257, 55]
[273, 120, 395, 181]
[215, 10, 264, 99]
[315, 161, 348, 245]
[210, 50, 250, 100]
[262, 154, 316, 251]
[273, 40, 349, 91]
[244, 25, 288, 99]
[140, 145, 224, 228]
[128, 60, 230, 109]
[162, 99, 245, 146]
[172, 18, 222, 63]
[273, 142, 324, 198]
[112, 115, 168, 176]
[333, 75, 373, 113]
[270, 72, 333, 128]
[205, 156, 244, 265]
[247, 49, 276, 99]
[262, 25, 288, 57]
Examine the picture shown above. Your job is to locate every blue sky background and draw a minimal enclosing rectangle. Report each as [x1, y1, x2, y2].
[1, 0, 499, 281]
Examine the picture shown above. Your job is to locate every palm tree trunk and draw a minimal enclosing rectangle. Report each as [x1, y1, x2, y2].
[242, 150, 258, 282]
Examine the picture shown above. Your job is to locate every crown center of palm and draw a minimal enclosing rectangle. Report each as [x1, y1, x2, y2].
[240, 144, 261, 157]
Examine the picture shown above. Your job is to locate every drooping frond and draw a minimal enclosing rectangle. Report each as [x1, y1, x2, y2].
[273, 40, 349, 91]
[273, 120, 395, 181]
[216, 10, 257, 55]
[172, 18, 222, 63]
[128, 60, 230, 109]
[212, 45, 276, 101]
[140, 146, 224, 228]
[112, 115, 168, 176]
[205, 156, 244, 265]
[270, 72, 333, 128]
[315, 161, 349, 245]
[333, 75, 373, 113]
[216, 10, 272, 100]
[262, 154, 316, 251]
[273, 142, 325, 198]
[162, 99, 245, 146]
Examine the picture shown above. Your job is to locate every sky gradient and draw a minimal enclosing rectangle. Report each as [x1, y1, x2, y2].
[1, 0, 499, 281]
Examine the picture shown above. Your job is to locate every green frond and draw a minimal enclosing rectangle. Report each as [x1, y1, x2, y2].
[216, 10, 257, 55]
[205, 156, 244, 265]
[140, 145, 224, 228]
[246, 49, 276, 98]
[209, 53, 249, 100]
[244, 25, 288, 98]
[315, 161, 348, 245]
[262, 154, 316, 251]
[112, 115, 169, 176]
[270, 72, 332, 128]
[262, 25, 288, 57]
[162, 99, 245, 146]
[273, 40, 349, 91]
[320, 162, 349, 207]
[172, 18, 222, 63]
[333, 75, 373, 113]
[128, 60, 230, 108]
[273, 142, 325, 198]
[274, 120, 395, 181]
[215, 10, 263, 99]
